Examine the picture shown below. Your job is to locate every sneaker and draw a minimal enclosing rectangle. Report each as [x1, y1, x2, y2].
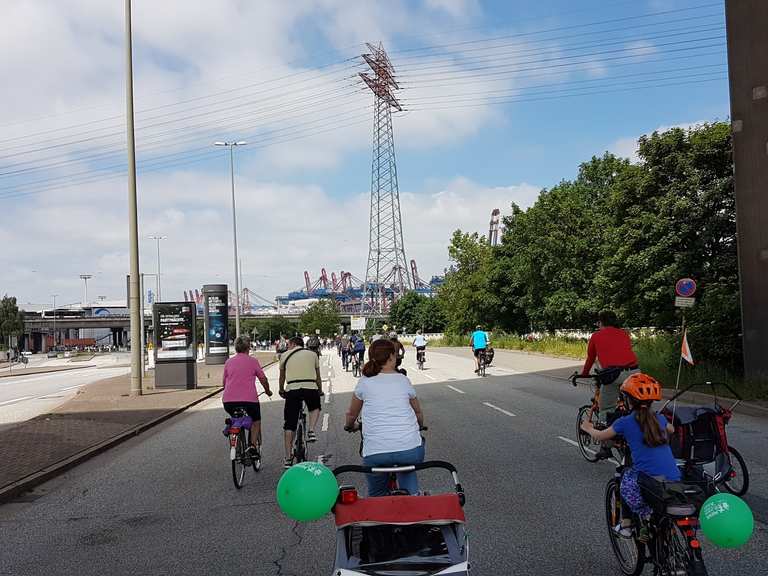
[612, 522, 633, 538]
[246, 445, 260, 458]
[307, 430, 317, 443]
[283, 457, 293, 469]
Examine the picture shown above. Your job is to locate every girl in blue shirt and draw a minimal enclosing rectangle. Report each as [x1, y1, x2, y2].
[582, 372, 678, 541]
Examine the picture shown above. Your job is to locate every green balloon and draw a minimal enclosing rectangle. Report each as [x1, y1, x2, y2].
[699, 493, 754, 549]
[276, 462, 339, 522]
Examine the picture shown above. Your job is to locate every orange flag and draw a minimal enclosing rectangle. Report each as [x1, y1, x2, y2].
[681, 329, 694, 365]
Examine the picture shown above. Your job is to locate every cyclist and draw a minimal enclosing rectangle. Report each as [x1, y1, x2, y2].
[222, 336, 273, 456]
[340, 332, 351, 370]
[344, 339, 425, 496]
[412, 330, 427, 363]
[581, 310, 639, 458]
[275, 333, 288, 358]
[350, 330, 366, 370]
[581, 373, 679, 542]
[389, 331, 407, 374]
[307, 329, 322, 356]
[370, 324, 387, 343]
[470, 325, 490, 374]
[279, 336, 322, 468]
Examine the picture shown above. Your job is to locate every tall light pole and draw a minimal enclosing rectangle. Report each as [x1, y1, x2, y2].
[214, 140, 247, 338]
[147, 235, 166, 301]
[125, 0, 142, 396]
[51, 294, 58, 350]
[79, 274, 92, 307]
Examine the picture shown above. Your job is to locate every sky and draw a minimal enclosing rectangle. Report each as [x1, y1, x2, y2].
[0, 0, 730, 309]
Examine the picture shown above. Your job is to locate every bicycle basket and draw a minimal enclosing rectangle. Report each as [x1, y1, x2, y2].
[638, 472, 705, 517]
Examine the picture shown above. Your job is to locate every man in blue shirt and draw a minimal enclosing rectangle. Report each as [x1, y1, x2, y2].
[470, 325, 489, 374]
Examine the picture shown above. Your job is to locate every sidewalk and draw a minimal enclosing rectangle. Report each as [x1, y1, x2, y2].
[0, 352, 276, 503]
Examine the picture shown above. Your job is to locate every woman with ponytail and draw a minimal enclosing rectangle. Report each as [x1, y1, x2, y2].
[345, 339, 425, 496]
[581, 373, 679, 542]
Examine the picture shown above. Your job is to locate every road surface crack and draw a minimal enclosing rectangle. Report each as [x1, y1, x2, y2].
[273, 520, 303, 576]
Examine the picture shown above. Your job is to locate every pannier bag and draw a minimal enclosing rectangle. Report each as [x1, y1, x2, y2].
[637, 472, 705, 517]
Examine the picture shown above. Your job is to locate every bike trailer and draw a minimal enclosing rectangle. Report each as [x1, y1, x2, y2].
[661, 405, 731, 464]
[332, 462, 469, 576]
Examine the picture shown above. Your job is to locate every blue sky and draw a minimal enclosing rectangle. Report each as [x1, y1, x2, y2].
[0, 0, 730, 305]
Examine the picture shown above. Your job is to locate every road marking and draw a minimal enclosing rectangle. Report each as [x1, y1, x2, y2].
[322, 413, 329, 432]
[0, 396, 33, 406]
[482, 402, 516, 417]
[446, 385, 465, 394]
[557, 435, 620, 465]
[558, 436, 581, 448]
[59, 384, 84, 392]
[421, 372, 436, 381]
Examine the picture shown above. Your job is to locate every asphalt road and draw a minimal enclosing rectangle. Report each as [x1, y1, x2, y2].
[0, 355, 129, 428]
[0, 348, 765, 575]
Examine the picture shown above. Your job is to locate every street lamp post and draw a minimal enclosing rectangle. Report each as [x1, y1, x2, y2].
[214, 140, 247, 339]
[148, 235, 166, 302]
[79, 274, 92, 307]
[125, 0, 142, 396]
[51, 294, 58, 351]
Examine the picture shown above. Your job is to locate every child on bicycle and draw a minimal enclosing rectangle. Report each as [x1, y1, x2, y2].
[581, 373, 679, 542]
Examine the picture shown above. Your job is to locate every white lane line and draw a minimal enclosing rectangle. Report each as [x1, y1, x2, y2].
[557, 435, 620, 465]
[0, 396, 33, 406]
[482, 402, 516, 417]
[421, 372, 437, 381]
[446, 385, 465, 394]
[322, 413, 330, 432]
[59, 384, 84, 392]
[558, 436, 582, 449]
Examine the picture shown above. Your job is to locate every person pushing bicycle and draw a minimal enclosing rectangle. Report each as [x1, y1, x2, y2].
[279, 336, 322, 468]
[581, 310, 639, 459]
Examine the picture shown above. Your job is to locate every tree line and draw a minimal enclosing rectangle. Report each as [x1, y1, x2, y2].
[429, 122, 740, 372]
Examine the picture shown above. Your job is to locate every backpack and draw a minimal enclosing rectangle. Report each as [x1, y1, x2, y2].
[352, 336, 366, 352]
[308, 336, 320, 349]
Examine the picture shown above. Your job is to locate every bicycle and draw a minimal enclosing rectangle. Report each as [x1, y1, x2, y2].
[475, 348, 487, 377]
[351, 352, 362, 378]
[605, 464, 708, 576]
[224, 407, 261, 489]
[416, 348, 426, 370]
[572, 373, 628, 464]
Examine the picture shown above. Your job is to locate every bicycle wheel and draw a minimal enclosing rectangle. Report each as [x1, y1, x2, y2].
[577, 405, 600, 463]
[723, 446, 749, 496]
[480, 354, 486, 377]
[248, 431, 261, 472]
[231, 432, 247, 489]
[605, 480, 644, 576]
[294, 419, 306, 463]
[657, 522, 694, 576]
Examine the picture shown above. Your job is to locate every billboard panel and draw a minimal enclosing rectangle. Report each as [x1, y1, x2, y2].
[154, 302, 196, 361]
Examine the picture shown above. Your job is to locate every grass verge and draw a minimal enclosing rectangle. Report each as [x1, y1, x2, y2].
[432, 333, 767, 401]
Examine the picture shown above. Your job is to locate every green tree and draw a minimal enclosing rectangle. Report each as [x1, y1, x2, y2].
[0, 295, 24, 349]
[389, 291, 446, 332]
[299, 300, 341, 336]
[436, 231, 498, 333]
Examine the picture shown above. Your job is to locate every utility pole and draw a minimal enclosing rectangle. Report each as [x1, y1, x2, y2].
[125, 0, 142, 396]
[725, 0, 768, 380]
[214, 141, 247, 338]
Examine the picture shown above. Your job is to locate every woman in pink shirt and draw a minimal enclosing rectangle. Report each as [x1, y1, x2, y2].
[223, 336, 273, 453]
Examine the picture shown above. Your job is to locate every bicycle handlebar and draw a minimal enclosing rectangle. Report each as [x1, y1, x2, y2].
[570, 372, 600, 387]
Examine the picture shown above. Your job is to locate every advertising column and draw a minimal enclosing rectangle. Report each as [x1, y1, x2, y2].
[203, 284, 229, 365]
[153, 302, 197, 389]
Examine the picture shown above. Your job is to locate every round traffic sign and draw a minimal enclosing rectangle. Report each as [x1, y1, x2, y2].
[676, 278, 697, 297]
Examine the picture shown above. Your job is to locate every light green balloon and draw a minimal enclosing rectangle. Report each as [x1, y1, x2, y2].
[276, 462, 339, 522]
[699, 493, 754, 549]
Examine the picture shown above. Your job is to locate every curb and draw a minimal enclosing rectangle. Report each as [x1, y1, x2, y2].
[0, 360, 277, 504]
